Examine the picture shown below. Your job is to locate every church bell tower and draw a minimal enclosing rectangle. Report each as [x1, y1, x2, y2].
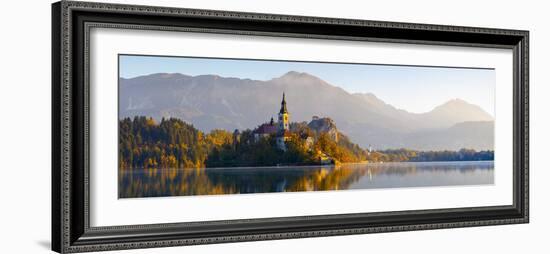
[278, 93, 289, 132]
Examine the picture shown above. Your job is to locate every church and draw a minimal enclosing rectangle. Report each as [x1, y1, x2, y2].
[252, 93, 292, 151]
[276, 93, 291, 151]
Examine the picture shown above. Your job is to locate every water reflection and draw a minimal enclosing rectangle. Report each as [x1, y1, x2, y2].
[118, 161, 494, 198]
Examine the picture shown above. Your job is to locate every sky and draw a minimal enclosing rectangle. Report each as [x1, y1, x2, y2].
[119, 55, 495, 115]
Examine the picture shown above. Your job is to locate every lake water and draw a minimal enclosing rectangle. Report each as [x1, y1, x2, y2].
[118, 161, 494, 198]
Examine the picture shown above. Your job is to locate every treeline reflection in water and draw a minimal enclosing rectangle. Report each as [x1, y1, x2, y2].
[118, 161, 494, 198]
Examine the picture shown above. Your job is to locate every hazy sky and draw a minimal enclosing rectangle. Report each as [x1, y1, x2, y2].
[119, 55, 495, 115]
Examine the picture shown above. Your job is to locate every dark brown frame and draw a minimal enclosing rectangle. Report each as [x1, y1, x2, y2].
[52, 1, 529, 253]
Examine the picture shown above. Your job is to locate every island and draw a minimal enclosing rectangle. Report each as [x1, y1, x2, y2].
[119, 93, 493, 170]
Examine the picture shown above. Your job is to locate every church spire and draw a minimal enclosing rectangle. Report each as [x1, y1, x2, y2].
[279, 92, 288, 114]
[276, 92, 290, 150]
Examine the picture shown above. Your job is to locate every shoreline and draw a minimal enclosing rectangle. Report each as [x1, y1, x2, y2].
[122, 160, 494, 171]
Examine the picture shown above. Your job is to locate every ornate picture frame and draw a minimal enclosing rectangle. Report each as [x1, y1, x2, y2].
[52, 1, 529, 253]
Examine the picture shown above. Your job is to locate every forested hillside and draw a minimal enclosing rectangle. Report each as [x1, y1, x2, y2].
[119, 116, 493, 170]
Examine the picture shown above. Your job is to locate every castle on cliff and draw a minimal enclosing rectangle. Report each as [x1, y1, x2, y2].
[249, 92, 338, 164]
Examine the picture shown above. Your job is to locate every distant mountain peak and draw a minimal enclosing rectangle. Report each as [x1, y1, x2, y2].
[282, 71, 306, 77]
[439, 98, 469, 107]
[278, 71, 320, 80]
[422, 98, 494, 126]
[149, 73, 189, 79]
[271, 71, 336, 91]
[432, 98, 490, 115]
[120, 72, 494, 150]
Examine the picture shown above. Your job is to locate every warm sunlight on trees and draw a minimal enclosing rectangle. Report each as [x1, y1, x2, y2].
[119, 116, 494, 170]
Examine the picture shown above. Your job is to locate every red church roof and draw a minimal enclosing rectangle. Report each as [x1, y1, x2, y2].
[255, 123, 277, 134]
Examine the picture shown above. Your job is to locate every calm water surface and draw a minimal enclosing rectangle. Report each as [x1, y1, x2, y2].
[119, 161, 494, 198]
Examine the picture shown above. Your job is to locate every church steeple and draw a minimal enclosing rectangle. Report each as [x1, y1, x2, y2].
[279, 92, 288, 114]
[277, 92, 290, 133]
[276, 92, 290, 150]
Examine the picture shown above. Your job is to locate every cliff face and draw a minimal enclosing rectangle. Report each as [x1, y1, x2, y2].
[308, 117, 339, 142]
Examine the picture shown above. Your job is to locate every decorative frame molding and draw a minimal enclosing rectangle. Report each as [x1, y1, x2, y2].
[52, 1, 529, 253]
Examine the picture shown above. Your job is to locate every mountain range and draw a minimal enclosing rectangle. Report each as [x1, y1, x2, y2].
[119, 71, 494, 151]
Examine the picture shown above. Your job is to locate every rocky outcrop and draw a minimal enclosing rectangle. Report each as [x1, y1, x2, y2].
[307, 117, 339, 142]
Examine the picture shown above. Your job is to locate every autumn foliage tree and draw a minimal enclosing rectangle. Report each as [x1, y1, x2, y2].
[119, 116, 494, 170]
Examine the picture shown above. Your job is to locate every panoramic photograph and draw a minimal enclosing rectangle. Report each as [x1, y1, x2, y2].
[118, 54, 495, 198]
